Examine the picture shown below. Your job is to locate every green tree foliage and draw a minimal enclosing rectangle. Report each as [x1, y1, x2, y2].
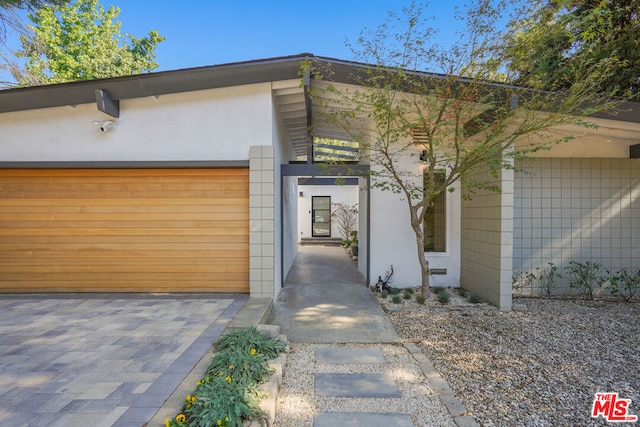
[503, 0, 640, 99]
[312, 0, 617, 296]
[11, 0, 164, 86]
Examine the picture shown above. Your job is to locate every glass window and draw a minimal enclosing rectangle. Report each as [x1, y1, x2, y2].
[424, 171, 446, 252]
[312, 196, 331, 237]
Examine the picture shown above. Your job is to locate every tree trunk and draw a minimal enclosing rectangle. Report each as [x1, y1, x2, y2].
[409, 206, 430, 297]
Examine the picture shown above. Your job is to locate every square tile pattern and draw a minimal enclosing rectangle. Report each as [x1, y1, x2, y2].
[0, 295, 247, 427]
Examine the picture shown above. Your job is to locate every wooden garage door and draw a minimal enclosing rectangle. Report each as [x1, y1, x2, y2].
[0, 168, 249, 293]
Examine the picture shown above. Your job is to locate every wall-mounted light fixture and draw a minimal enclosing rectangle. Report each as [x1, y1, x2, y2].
[92, 120, 115, 132]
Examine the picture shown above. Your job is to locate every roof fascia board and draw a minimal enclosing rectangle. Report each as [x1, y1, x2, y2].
[2, 53, 639, 124]
[0, 55, 307, 114]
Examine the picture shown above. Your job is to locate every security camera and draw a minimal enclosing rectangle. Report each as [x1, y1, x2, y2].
[92, 120, 115, 132]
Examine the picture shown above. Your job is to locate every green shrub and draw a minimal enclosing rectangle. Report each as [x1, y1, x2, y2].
[431, 286, 445, 294]
[415, 294, 426, 305]
[403, 291, 412, 300]
[565, 261, 606, 298]
[610, 269, 640, 302]
[437, 290, 450, 304]
[167, 327, 286, 427]
[214, 326, 286, 359]
[468, 293, 482, 304]
[380, 290, 389, 299]
[392, 295, 402, 303]
[536, 262, 560, 297]
[389, 287, 401, 295]
[404, 287, 415, 294]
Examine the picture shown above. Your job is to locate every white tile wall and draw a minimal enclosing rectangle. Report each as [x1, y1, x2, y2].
[460, 165, 513, 310]
[514, 158, 640, 295]
[249, 146, 276, 297]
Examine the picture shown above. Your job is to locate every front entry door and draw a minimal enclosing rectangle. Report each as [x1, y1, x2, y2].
[312, 196, 331, 237]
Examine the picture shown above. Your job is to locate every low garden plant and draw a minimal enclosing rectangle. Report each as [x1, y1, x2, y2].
[392, 295, 402, 304]
[536, 262, 560, 297]
[166, 327, 287, 427]
[565, 260, 606, 298]
[415, 294, 426, 305]
[467, 293, 482, 304]
[437, 289, 450, 304]
[610, 268, 640, 302]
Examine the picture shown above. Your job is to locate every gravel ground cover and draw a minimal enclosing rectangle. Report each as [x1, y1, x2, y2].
[275, 342, 457, 426]
[382, 292, 640, 426]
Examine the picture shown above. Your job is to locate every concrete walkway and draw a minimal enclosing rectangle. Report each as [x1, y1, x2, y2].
[271, 246, 399, 343]
[269, 246, 476, 427]
[0, 294, 246, 427]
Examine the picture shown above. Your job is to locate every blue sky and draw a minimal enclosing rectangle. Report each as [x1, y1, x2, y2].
[116, 0, 468, 72]
[2, 0, 475, 80]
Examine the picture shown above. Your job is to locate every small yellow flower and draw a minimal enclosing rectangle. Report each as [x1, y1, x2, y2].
[217, 420, 222, 426]
[176, 413, 186, 422]
[196, 380, 201, 386]
[190, 396, 197, 402]
[186, 403, 191, 409]
[250, 348, 257, 355]
[229, 364, 234, 370]
[225, 375, 232, 383]
[225, 417, 229, 421]
[185, 395, 192, 402]
[165, 418, 171, 427]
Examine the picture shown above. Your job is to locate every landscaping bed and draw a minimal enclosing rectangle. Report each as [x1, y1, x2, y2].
[383, 295, 640, 426]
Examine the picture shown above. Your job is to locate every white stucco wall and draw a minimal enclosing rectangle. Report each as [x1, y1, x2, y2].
[297, 183, 359, 241]
[0, 83, 273, 161]
[368, 149, 462, 288]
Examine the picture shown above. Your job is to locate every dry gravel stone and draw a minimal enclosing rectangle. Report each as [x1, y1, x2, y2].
[379, 291, 640, 427]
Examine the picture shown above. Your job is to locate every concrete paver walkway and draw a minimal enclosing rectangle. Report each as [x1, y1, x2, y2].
[270, 246, 476, 426]
[0, 294, 246, 427]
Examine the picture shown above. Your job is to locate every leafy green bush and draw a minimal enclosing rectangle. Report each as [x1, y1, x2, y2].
[467, 293, 482, 304]
[610, 269, 640, 302]
[415, 294, 426, 305]
[166, 327, 286, 427]
[565, 261, 606, 298]
[403, 291, 412, 300]
[392, 295, 402, 303]
[214, 327, 286, 360]
[536, 262, 560, 297]
[437, 289, 450, 304]
[389, 287, 401, 295]
[431, 286, 445, 294]
[404, 287, 415, 294]
[380, 290, 389, 299]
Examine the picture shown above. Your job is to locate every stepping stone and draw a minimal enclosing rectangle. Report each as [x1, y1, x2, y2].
[314, 412, 414, 427]
[316, 347, 385, 365]
[315, 373, 401, 398]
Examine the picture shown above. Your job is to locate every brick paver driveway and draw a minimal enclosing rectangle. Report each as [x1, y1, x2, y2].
[0, 294, 247, 427]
